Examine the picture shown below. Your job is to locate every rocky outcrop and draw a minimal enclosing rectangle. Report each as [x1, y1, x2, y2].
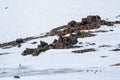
[0, 36, 39, 49]
[21, 41, 49, 56]
[1, 15, 120, 56]
[42, 15, 120, 37]
[50, 35, 78, 49]
[21, 35, 78, 56]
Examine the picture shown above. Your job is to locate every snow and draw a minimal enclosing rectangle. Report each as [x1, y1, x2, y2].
[0, 25, 120, 80]
[0, 0, 120, 42]
[0, 0, 120, 80]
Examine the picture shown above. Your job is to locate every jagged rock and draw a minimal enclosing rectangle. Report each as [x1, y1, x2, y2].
[38, 41, 49, 48]
[40, 41, 48, 47]
[21, 41, 49, 56]
[81, 15, 101, 24]
[50, 35, 78, 49]
[50, 15, 102, 37]
[21, 48, 35, 56]
[42, 15, 120, 38]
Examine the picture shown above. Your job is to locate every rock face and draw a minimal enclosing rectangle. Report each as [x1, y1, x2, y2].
[50, 35, 78, 49]
[21, 41, 49, 56]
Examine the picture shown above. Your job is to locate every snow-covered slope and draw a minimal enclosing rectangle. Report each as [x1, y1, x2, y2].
[0, 0, 120, 80]
[0, 24, 120, 80]
[0, 0, 120, 42]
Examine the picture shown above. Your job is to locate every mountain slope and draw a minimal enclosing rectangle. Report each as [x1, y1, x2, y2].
[0, 0, 120, 80]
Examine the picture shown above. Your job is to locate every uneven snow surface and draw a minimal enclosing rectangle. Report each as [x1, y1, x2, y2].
[0, 0, 120, 80]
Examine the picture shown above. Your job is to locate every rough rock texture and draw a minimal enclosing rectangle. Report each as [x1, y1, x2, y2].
[21, 41, 50, 56]
[1, 15, 120, 50]
[50, 35, 78, 49]
[42, 15, 120, 37]
[21, 35, 78, 56]
[1, 15, 120, 56]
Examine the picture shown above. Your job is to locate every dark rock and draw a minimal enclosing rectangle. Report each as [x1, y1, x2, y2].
[81, 15, 101, 25]
[101, 56, 108, 58]
[51, 35, 78, 49]
[82, 18, 87, 25]
[76, 31, 96, 38]
[68, 20, 77, 27]
[33, 45, 50, 56]
[111, 63, 120, 66]
[43, 15, 120, 38]
[5, 7, 8, 9]
[72, 48, 96, 53]
[0, 52, 12, 55]
[22, 41, 49, 56]
[14, 75, 20, 79]
[31, 42, 37, 44]
[69, 34, 78, 44]
[21, 48, 35, 56]
[16, 38, 24, 44]
[40, 41, 48, 47]
[18, 44, 21, 48]
[111, 48, 120, 51]
[99, 45, 112, 48]
[0, 36, 40, 49]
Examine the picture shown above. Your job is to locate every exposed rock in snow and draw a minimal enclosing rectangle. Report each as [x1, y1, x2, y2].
[72, 48, 96, 53]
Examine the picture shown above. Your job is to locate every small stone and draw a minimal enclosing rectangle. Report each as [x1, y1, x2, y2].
[14, 75, 20, 79]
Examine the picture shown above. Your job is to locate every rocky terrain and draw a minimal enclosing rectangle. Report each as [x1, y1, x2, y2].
[0, 15, 120, 56]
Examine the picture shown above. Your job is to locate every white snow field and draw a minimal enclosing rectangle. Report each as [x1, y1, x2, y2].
[0, 0, 120, 80]
[0, 0, 120, 42]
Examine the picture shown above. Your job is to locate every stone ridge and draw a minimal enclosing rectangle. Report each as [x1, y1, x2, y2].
[0, 15, 120, 56]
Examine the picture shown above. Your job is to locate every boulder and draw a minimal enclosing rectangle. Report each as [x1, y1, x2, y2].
[51, 35, 78, 49]
[16, 38, 24, 44]
[68, 20, 77, 27]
